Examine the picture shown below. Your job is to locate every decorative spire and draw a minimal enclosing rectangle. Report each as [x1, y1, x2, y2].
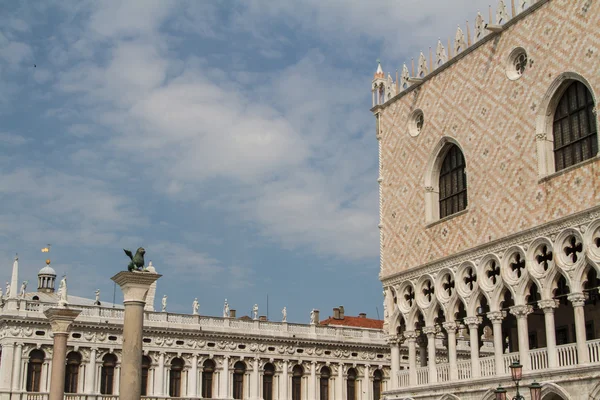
[9, 254, 18, 298]
[401, 64, 410, 89]
[417, 52, 428, 78]
[455, 26, 466, 55]
[436, 40, 448, 66]
[497, 0, 509, 24]
[374, 59, 384, 79]
[475, 12, 485, 41]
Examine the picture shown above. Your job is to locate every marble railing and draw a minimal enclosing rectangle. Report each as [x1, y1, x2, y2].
[9, 300, 386, 341]
[396, 339, 600, 388]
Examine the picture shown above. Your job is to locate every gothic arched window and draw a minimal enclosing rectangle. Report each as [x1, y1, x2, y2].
[347, 368, 357, 400]
[141, 355, 152, 396]
[64, 351, 81, 393]
[202, 359, 215, 399]
[263, 363, 275, 400]
[233, 361, 246, 400]
[553, 81, 598, 171]
[292, 365, 303, 400]
[169, 357, 184, 397]
[320, 366, 331, 400]
[373, 369, 383, 400]
[26, 349, 45, 392]
[100, 354, 117, 395]
[439, 144, 468, 218]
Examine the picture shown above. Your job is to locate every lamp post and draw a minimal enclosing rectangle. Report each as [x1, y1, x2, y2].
[494, 361, 542, 400]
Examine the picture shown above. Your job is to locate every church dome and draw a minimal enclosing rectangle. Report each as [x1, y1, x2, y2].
[38, 265, 56, 276]
[38, 260, 56, 293]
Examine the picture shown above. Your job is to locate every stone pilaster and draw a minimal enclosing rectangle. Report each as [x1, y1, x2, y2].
[111, 271, 161, 400]
[44, 307, 82, 400]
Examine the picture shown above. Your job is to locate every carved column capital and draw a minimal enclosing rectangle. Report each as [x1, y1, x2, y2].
[442, 321, 458, 332]
[387, 338, 400, 347]
[568, 292, 586, 307]
[539, 299, 559, 311]
[422, 326, 437, 336]
[404, 331, 418, 342]
[510, 305, 533, 318]
[487, 311, 506, 323]
[464, 316, 482, 328]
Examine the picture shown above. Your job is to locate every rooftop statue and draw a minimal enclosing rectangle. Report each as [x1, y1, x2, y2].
[123, 247, 146, 272]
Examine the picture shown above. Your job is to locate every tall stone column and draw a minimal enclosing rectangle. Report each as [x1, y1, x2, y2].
[363, 364, 371, 400]
[442, 322, 458, 381]
[281, 360, 288, 400]
[189, 354, 198, 398]
[0, 342, 15, 395]
[220, 356, 230, 399]
[510, 305, 532, 370]
[44, 308, 82, 400]
[464, 317, 482, 378]
[309, 361, 316, 400]
[487, 312, 505, 376]
[388, 339, 400, 389]
[539, 300, 558, 368]
[568, 293, 589, 364]
[155, 352, 165, 396]
[336, 363, 344, 399]
[252, 357, 260, 400]
[405, 331, 417, 386]
[85, 348, 97, 395]
[423, 327, 437, 383]
[11, 343, 22, 392]
[111, 271, 161, 400]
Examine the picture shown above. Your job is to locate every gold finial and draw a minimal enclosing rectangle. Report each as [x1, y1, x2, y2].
[46, 259, 51, 265]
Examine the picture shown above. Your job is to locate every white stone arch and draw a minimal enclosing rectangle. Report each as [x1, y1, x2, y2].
[423, 136, 468, 223]
[406, 305, 426, 331]
[480, 388, 496, 400]
[501, 245, 530, 303]
[496, 283, 517, 310]
[546, 268, 574, 300]
[584, 219, 600, 265]
[388, 308, 406, 336]
[535, 71, 599, 177]
[466, 288, 489, 318]
[438, 394, 460, 400]
[540, 382, 571, 400]
[446, 294, 468, 322]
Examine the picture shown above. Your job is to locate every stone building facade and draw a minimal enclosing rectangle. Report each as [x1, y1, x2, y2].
[0, 259, 391, 400]
[373, 0, 600, 399]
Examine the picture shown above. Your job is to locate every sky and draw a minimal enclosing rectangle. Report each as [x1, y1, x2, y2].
[0, 0, 493, 322]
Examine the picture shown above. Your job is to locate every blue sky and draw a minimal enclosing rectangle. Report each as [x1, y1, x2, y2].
[0, 0, 492, 321]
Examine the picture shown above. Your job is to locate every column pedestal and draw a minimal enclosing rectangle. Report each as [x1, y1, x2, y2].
[44, 307, 82, 400]
[112, 271, 161, 400]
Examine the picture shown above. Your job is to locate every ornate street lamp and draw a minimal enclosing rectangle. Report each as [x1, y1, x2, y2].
[494, 361, 542, 400]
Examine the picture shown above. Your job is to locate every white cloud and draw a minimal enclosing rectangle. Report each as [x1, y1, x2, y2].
[0, 132, 29, 146]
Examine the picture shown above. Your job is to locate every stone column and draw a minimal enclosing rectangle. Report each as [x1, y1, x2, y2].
[220, 356, 229, 399]
[405, 332, 417, 386]
[309, 361, 316, 400]
[568, 293, 589, 364]
[423, 327, 437, 383]
[539, 300, 558, 368]
[252, 357, 260, 400]
[464, 317, 482, 378]
[510, 305, 532, 370]
[336, 363, 344, 399]
[111, 271, 161, 400]
[363, 364, 371, 400]
[442, 322, 458, 381]
[85, 348, 97, 395]
[0, 342, 15, 394]
[44, 308, 82, 400]
[155, 352, 165, 396]
[417, 336, 427, 367]
[11, 344, 22, 392]
[281, 360, 288, 400]
[488, 312, 505, 376]
[189, 354, 198, 398]
[389, 339, 400, 389]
